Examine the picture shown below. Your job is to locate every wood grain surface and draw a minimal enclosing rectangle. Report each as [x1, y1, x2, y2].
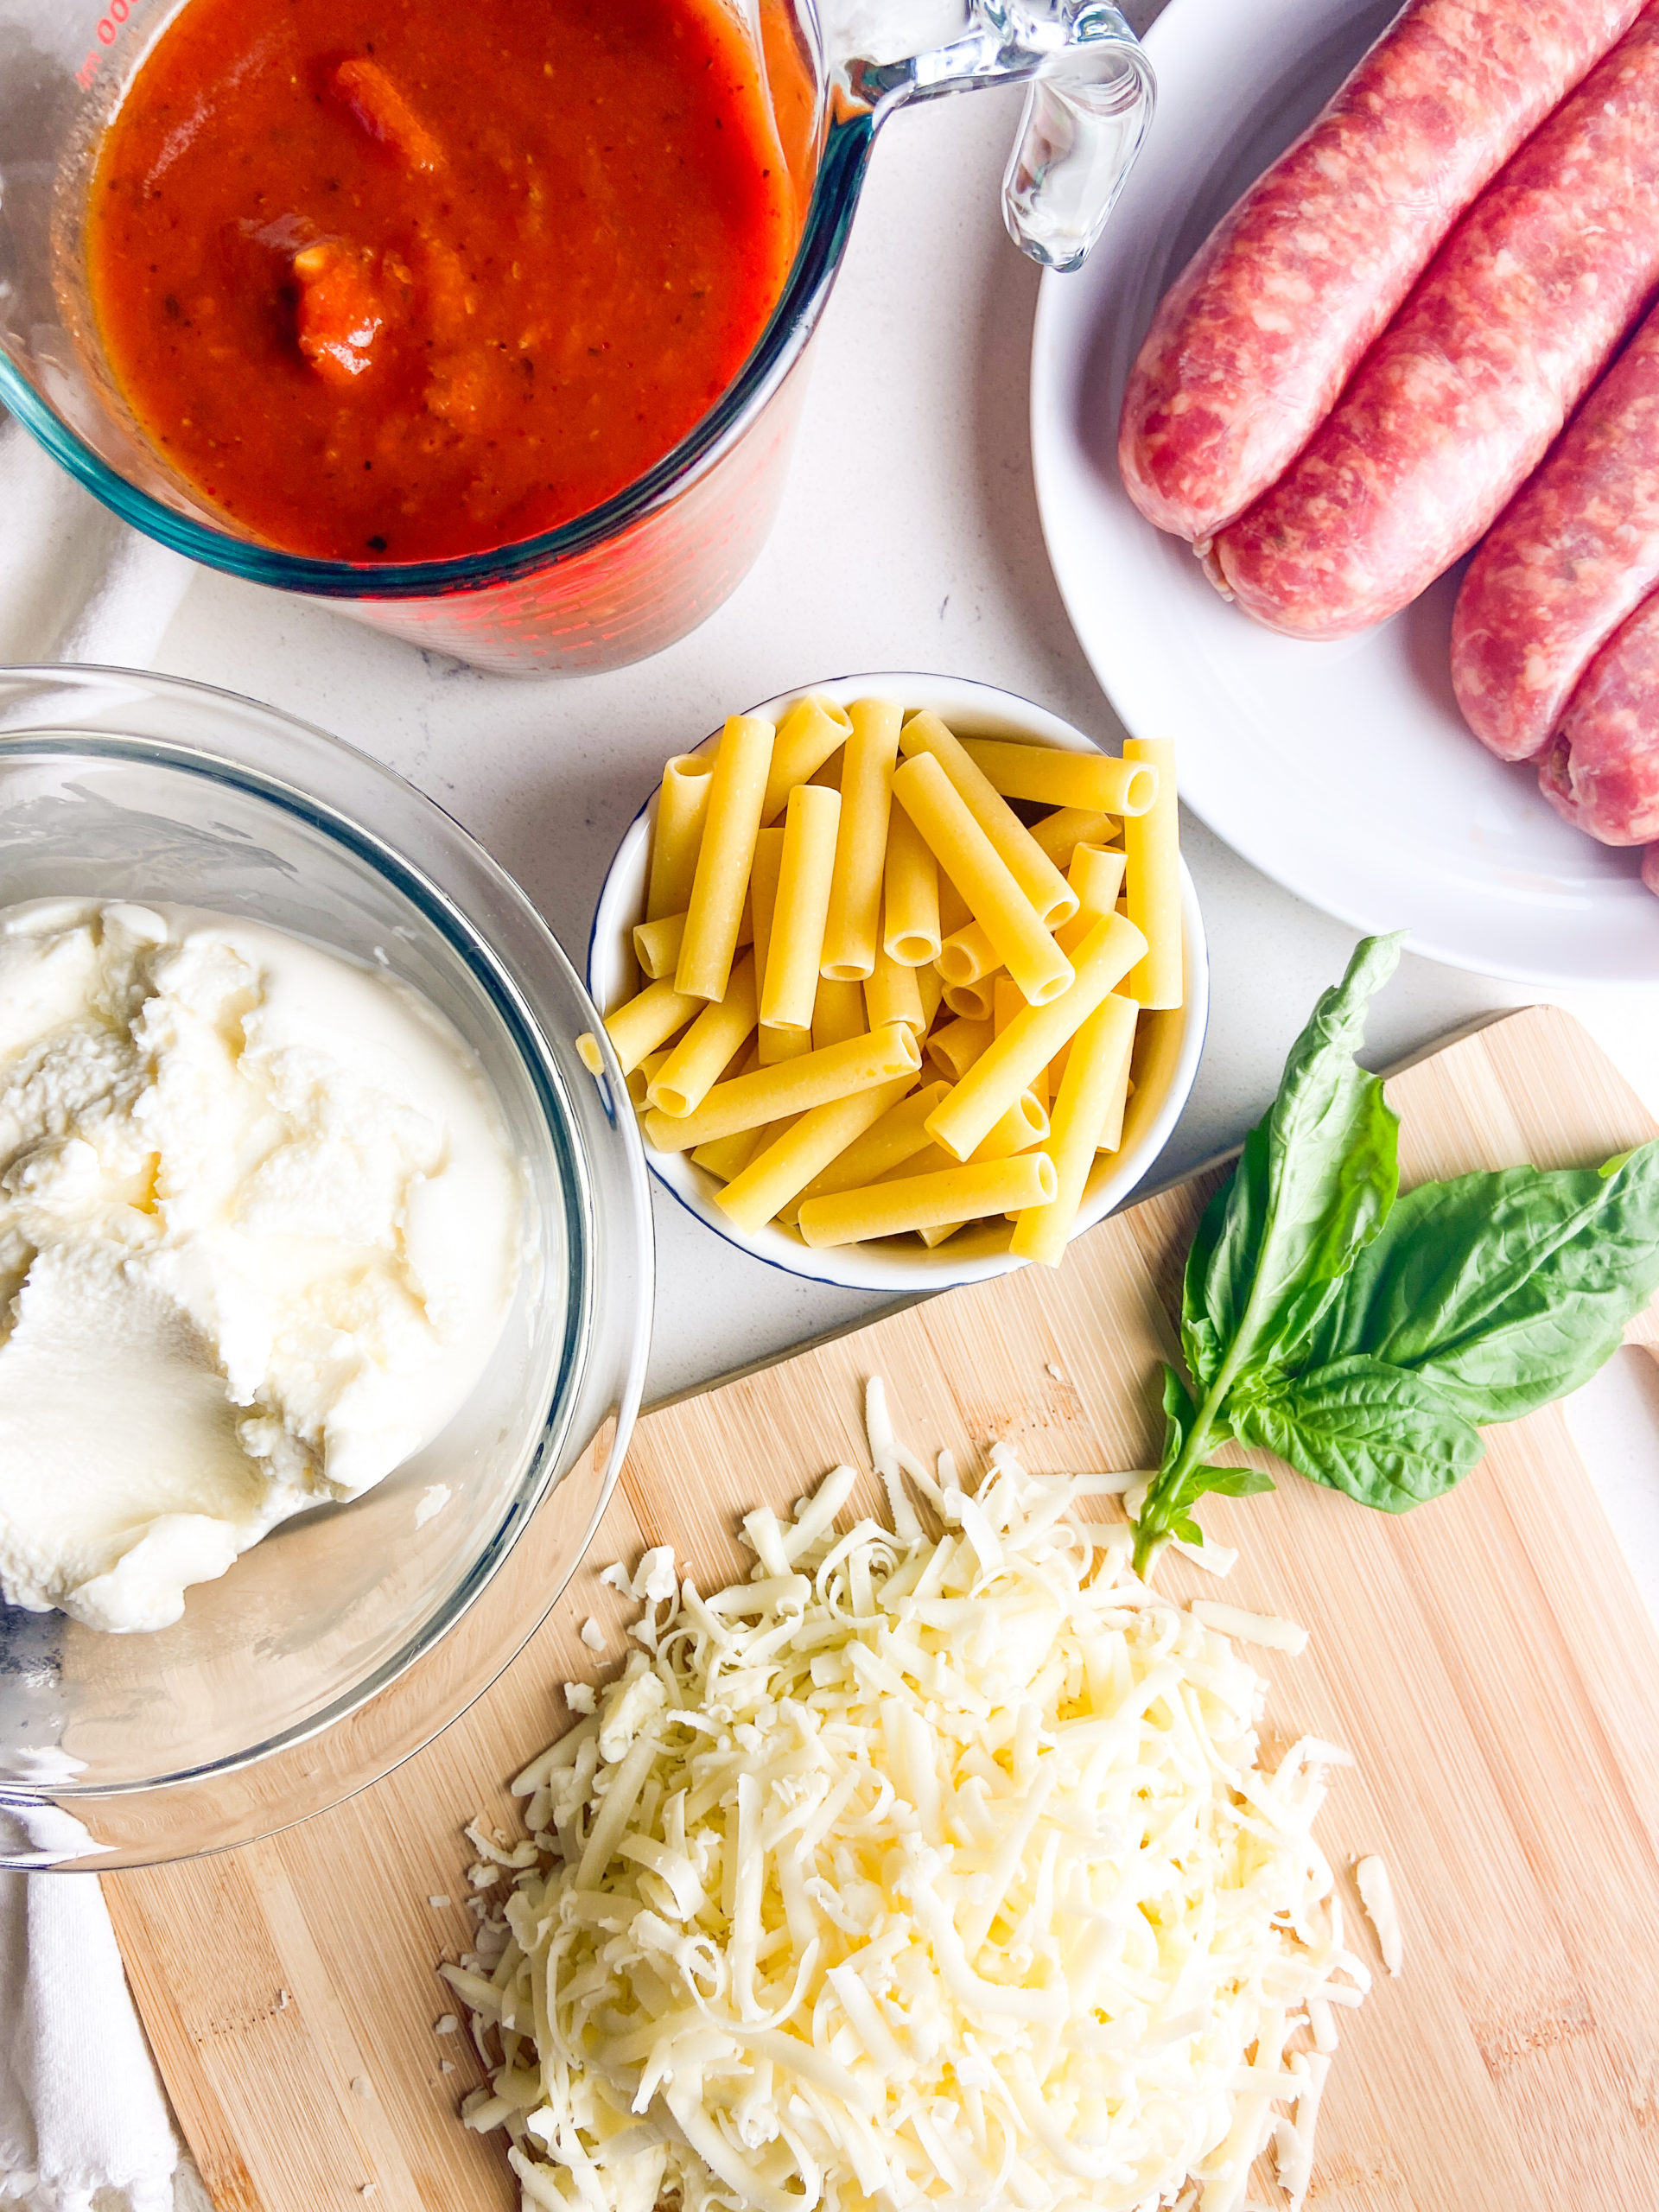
[106, 1006, 1659, 2212]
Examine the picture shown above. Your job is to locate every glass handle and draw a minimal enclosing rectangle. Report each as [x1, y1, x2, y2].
[839, 2, 1155, 273]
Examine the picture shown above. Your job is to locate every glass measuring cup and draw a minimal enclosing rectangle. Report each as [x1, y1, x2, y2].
[0, 0, 1153, 678]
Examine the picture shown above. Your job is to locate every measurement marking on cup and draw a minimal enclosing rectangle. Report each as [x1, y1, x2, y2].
[76, 0, 136, 87]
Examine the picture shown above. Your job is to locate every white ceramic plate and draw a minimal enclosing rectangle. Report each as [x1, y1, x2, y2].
[588, 673, 1208, 1295]
[1030, 0, 1659, 985]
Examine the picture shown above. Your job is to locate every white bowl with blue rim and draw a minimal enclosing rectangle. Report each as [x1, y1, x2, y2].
[588, 673, 1207, 1294]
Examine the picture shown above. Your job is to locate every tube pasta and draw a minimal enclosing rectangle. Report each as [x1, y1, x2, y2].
[610, 691, 1183, 1260]
[788, 1082, 950, 1210]
[746, 827, 800, 1065]
[1096, 1068, 1134, 1154]
[643, 1022, 921, 1152]
[689, 1049, 762, 1163]
[1010, 994, 1140, 1266]
[634, 902, 753, 982]
[626, 1048, 671, 1109]
[761, 694, 852, 823]
[937, 874, 972, 937]
[893, 753, 1072, 1007]
[899, 713, 1077, 926]
[646, 753, 714, 922]
[865, 931, 926, 1033]
[895, 1084, 1047, 1173]
[1122, 738, 1182, 1011]
[632, 909, 686, 982]
[882, 804, 941, 965]
[1049, 1024, 1130, 1101]
[798, 1150, 1057, 1247]
[1084, 1035, 1176, 1211]
[1055, 848, 1130, 957]
[927, 1016, 993, 1082]
[714, 1073, 918, 1234]
[763, 784, 842, 1033]
[820, 698, 901, 982]
[691, 1125, 764, 1181]
[1116, 1007, 1186, 1161]
[995, 977, 1046, 1110]
[811, 976, 867, 1052]
[1027, 808, 1117, 868]
[760, 1025, 811, 1065]
[647, 953, 759, 1117]
[748, 827, 785, 975]
[925, 912, 1146, 1162]
[936, 919, 1000, 988]
[605, 977, 700, 1075]
[924, 1217, 1014, 1258]
[676, 715, 773, 1001]
[1068, 842, 1128, 920]
[720, 1034, 760, 1086]
[960, 740, 1158, 817]
[941, 974, 1000, 1023]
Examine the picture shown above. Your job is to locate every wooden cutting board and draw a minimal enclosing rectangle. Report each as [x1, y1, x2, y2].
[106, 1006, 1659, 2212]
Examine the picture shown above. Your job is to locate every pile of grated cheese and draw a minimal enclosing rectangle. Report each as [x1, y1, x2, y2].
[442, 1386, 1376, 2212]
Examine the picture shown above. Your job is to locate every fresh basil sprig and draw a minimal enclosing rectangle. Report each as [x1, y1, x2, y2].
[1131, 935, 1659, 1575]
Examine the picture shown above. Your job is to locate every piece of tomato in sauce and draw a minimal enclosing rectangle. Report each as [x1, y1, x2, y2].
[86, 0, 803, 563]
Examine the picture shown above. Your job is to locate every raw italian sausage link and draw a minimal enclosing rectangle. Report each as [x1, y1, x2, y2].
[1537, 591, 1659, 846]
[1452, 302, 1659, 761]
[1212, 7, 1659, 640]
[1116, 0, 1642, 546]
[1643, 846, 1659, 899]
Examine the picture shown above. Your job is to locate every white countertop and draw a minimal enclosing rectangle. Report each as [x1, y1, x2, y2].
[4, 55, 1658, 2212]
[22, 79, 1659, 1580]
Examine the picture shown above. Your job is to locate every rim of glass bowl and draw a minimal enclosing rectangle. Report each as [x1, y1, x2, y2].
[0, 664, 654, 1799]
[0, 111, 875, 599]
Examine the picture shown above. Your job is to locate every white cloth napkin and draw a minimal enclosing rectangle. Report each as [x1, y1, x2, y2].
[0, 414, 193, 669]
[0, 405, 200, 2212]
[0, 1804, 194, 2212]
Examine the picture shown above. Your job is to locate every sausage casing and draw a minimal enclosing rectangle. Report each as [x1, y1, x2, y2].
[1116, 0, 1642, 545]
[1538, 591, 1659, 845]
[1452, 305, 1659, 761]
[1212, 11, 1659, 640]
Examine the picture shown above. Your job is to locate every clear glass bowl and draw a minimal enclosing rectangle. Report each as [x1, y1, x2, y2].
[0, 666, 653, 1870]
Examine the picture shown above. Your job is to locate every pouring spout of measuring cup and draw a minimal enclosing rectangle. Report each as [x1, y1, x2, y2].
[837, 0, 1156, 271]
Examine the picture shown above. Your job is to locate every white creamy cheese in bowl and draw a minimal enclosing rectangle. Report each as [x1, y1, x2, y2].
[0, 897, 521, 1634]
[0, 666, 652, 1869]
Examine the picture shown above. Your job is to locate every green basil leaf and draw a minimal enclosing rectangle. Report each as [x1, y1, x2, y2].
[1233, 1355, 1484, 1512]
[1304, 1142, 1659, 1425]
[1159, 1362, 1203, 1468]
[1184, 1461, 1276, 1499]
[1129, 1456, 1274, 1574]
[1183, 933, 1403, 1389]
[1158, 1361, 1196, 1479]
[1179, 1179, 1230, 1395]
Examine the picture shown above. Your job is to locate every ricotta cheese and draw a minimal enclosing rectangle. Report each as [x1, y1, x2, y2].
[0, 897, 520, 1633]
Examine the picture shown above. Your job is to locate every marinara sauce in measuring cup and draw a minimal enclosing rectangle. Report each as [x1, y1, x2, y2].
[0, 0, 1153, 676]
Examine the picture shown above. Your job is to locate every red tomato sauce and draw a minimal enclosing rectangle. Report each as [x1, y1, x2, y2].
[86, 0, 803, 563]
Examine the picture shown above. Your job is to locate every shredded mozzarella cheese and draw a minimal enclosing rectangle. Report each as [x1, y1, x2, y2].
[442, 1392, 1371, 2212]
[1353, 1856, 1402, 1978]
[1188, 1604, 1310, 1657]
